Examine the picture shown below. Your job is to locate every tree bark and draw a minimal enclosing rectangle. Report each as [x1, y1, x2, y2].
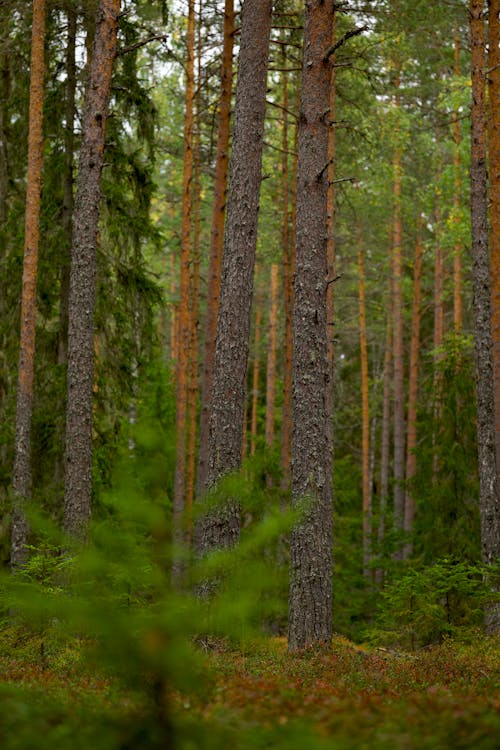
[358, 232, 371, 578]
[196, 0, 234, 496]
[172, 0, 196, 582]
[288, 0, 335, 651]
[63, 0, 120, 541]
[11, 0, 46, 569]
[194, 0, 273, 555]
[265, 263, 279, 450]
[453, 29, 463, 333]
[470, 0, 500, 633]
[403, 222, 423, 559]
[488, 0, 500, 483]
[250, 301, 262, 456]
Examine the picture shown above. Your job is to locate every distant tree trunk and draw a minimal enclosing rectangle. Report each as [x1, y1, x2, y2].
[186, 3, 203, 517]
[358, 233, 371, 578]
[54, 8, 77, 487]
[10, 0, 46, 569]
[376, 313, 392, 584]
[488, 0, 500, 482]
[0, 49, 9, 224]
[63, 0, 120, 540]
[432, 205, 444, 477]
[250, 301, 262, 456]
[288, 0, 335, 651]
[194, 0, 273, 556]
[265, 263, 279, 451]
[169, 249, 177, 362]
[453, 29, 463, 333]
[281, 84, 298, 490]
[392, 81, 405, 550]
[403, 221, 423, 559]
[196, 0, 234, 496]
[470, 0, 500, 633]
[172, 0, 196, 582]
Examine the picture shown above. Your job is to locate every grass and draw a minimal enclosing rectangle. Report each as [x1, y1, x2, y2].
[0, 627, 498, 750]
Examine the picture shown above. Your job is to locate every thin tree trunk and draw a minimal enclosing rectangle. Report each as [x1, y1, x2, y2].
[403, 222, 423, 559]
[250, 302, 262, 456]
[185, 0, 203, 527]
[470, 0, 500, 633]
[196, 0, 234, 496]
[11, 0, 46, 568]
[288, 0, 336, 651]
[169, 249, 177, 362]
[358, 233, 371, 578]
[0, 49, 9, 224]
[453, 29, 463, 333]
[376, 313, 392, 584]
[195, 0, 273, 556]
[265, 263, 279, 450]
[281, 83, 298, 491]
[63, 0, 120, 541]
[392, 82, 405, 548]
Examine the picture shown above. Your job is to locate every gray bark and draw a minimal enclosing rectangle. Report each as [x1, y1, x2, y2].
[194, 0, 273, 556]
[63, 0, 120, 541]
[470, 0, 500, 633]
[288, 0, 335, 651]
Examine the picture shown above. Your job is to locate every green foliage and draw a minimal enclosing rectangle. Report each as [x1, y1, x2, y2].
[366, 559, 494, 649]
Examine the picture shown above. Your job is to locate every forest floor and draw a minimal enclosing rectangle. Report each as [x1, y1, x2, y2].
[0, 630, 498, 750]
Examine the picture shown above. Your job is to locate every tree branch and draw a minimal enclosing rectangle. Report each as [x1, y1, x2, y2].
[323, 25, 368, 62]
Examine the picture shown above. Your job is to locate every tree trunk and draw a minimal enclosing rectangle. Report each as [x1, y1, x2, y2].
[11, 0, 46, 569]
[392, 88, 405, 549]
[358, 233, 371, 578]
[195, 0, 273, 556]
[488, 0, 500, 482]
[288, 0, 335, 651]
[403, 222, 423, 559]
[376, 313, 392, 584]
[250, 301, 262, 456]
[63, 0, 120, 541]
[470, 0, 500, 633]
[265, 263, 279, 450]
[453, 29, 463, 333]
[326, 10, 337, 423]
[196, 0, 234, 496]
[172, 0, 196, 582]
[281, 83, 298, 491]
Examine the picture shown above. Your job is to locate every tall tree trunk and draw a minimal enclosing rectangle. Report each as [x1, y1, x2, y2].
[196, 0, 234, 496]
[326, 9, 337, 423]
[403, 222, 423, 559]
[54, 8, 77, 487]
[63, 0, 120, 541]
[392, 83, 405, 549]
[376, 313, 392, 584]
[488, 0, 500, 482]
[250, 301, 262, 456]
[172, 0, 196, 582]
[194, 0, 273, 556]
[453, 29, 463, 333]
[358, 233, 371, 578]
[288, 0, 335, 651]
[265, 263, 279, 450]
[11, 0, 46, 568]
[0, 49, 9, 224]
[470, 0, 500, 633]
[281, 84, 298, 491]
[186, 1, 202, 519]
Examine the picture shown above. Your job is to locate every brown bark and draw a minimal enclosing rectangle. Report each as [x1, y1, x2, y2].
[0, 49, 9, 224]
[265, 264, 279, 449]
[169, 249, 177, 362]
[281, 82, 298, 490]
[172, 0, 196, 582]
[470, 0, 500, 632]
[288, 0, 335, 652]
[63, 0, 120, 541]
[403, 222, 423, 559]
[326, 11, 337, 418]
[11, 0, 46, 569]
[453, 30, 463, 333]
[376, 310, 392, 585]
[196, 0, 234, 496]
[488, 0, 500, 481]
[392, 94, 405, 546]
[250, 301, 262, 456]
[195, 0, 273, 556]
[358, 233, 371, 578]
